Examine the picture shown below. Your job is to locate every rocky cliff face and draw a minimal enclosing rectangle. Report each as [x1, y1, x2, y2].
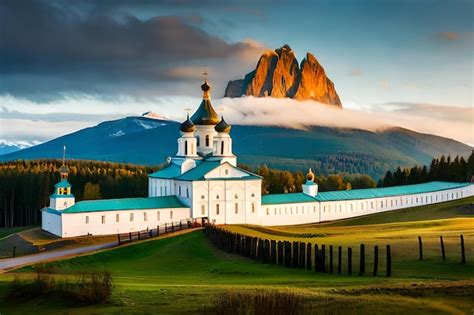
[225, 45, 342, 107]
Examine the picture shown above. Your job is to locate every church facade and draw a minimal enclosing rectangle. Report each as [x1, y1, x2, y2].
[42, 80, 474, 237]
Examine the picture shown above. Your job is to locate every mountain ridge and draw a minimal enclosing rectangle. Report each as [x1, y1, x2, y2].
[1, 116, 471, 179]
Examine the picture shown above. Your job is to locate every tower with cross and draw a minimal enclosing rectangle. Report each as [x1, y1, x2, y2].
[48, 145, 75, 211]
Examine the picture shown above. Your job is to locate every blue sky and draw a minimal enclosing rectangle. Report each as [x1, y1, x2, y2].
[0, 0, 473, 145]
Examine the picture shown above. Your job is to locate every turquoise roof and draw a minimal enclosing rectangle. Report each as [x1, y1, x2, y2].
[54, 180, 71, 188]
[149, 160, 262, 181]
[261, 181, 471, 205]
[262, 193, 317, 205]
[43, 207, 62, 215]
[176, 161, 221, 180]
[61, 196, 187, 214]
[50, 193, 74, 198]
[149, 163, 181, 179]
[316, 181, 471, 202]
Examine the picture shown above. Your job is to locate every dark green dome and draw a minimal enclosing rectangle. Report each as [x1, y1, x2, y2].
[180, 115, 196, 132]
[215, 117, 231, 133]
[59, 164, 69, 173]
[190, 99, 219, 125]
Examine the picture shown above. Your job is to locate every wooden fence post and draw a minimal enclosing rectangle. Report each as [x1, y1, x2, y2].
[171, 223, 174, 233]
[359, 243, 365, 275]
[12, 245, 16, 258]
[306, 243, 312, 271]
[418, 236, 423, 260]
[460, 234, 466, 264]
[284, 241, 292, 267]
[149, 230, 153, 238]
[348, 247, 352, 276]
[157, 225, 160, 236]
[373, 245, 378, 276]
[440, 236, 446, 261]
[329, 245, 334, 273]
[129, 232, 132, 243]
[292, 242, 299, 268]
[117, 233, 121, 245]
[165, 223, 167, 233]
[314, 244, 319, 272]
[264, 239, 270, 263]
[338, 246, 342, 274]
[386, 245, 392, 277]
[138, 231, 141, 240]
[270, 240, 277, 264]
[278, 241, 284, 265]
[180, 222, 183, 231]
[299, 242, 306, 269]
[321, 245, 326, 272]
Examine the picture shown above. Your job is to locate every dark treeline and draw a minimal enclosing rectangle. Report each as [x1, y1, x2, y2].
[242, 164, 376, 194]
[1, 160, 376, 228]
[0, 160, 154, 228]
[379, 151, 474, 187]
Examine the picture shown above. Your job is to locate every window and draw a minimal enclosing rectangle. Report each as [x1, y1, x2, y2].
[201, 195, 205, 199]
[251, 193, 255, 198]
[235, 203, 238, 214]
[252, 203, 255, 213]
[170, 211, 173, 219]
[225, 169, 229, 175]
[339, 205, 342, 212]
[186, 188, 189, 198]
[350, 204, 353, 211]
[274, 208, 277, 215]
[371, 202, 374, 209]
[266, 208, 269, 215]
[179, 186, 181, 196]
[85, 216, 89, 224]
[165, 186, 167, 195]
[116, 214, 120, 222]
[63, 202, 67, 207]
[184, 140, 188, 155]
[380, 201, 383, 208]
[221, 141, 224, 155]
[205, 135, 209, 146]
[201, 205, 205, 215]
[157, 211, 160, 221]
[235, 194, 238, 199]
[130, 213, 134, 222]
[361, 203, 364, 211]
[216, 194, 219, 199]
[314, 206, 316, 213]
[144, 212, 148, 221]
[102, 215, 106, 224]
[216, 204, 220, 215]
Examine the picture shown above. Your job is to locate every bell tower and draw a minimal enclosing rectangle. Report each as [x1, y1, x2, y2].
[49, 146, 75, 210]
[302, 168, 318, 197]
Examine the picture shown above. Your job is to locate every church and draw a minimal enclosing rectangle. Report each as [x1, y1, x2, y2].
[42, 79, 474, 237]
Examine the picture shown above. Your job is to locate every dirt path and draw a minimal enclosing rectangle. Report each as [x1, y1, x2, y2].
[0, 241, 117, 273]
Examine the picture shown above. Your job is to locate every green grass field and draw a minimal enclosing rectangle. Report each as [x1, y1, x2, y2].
[0, 226, 35, 239]
[1, 198, 473, 314]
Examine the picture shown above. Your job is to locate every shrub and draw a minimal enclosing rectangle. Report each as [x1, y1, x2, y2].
[209, 291, 308, 315]
[7, 270, 113, 305]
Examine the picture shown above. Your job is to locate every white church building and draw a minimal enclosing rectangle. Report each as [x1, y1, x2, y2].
[42, 79, 474, 237]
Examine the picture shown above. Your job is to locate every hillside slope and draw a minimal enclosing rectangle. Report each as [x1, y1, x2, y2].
[1, 116, 471, 178]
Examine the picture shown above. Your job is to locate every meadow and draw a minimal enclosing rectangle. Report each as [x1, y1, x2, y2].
[0, 197, 473, 314]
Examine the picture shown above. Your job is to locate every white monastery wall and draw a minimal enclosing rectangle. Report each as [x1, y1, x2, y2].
[42, 211, 62, 237]
[255, 185, 474, 227]
[55, 207, 190, 237]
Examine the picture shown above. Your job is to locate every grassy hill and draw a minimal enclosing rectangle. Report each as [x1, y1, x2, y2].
[1, 197, 473, 314]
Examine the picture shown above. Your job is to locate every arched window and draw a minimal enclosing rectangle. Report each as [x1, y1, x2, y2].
[235, 203, 238, 214]
[184, 140, 188, 155]
[221, 141, 224, 155]
[178, 186, 182, 196]
[197, 137, 200, 147]
[216, 204, 220, 215]
[205, 135, 209, 147]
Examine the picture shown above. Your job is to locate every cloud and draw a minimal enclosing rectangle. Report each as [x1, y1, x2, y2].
[0, 0, 265, 100]
[350, 68, 362, 76]
[437, 31, 459, 41]
[2, 94, 472, 148]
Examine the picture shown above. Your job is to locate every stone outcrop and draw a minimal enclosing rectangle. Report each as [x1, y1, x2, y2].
[225, 45, 342, 107]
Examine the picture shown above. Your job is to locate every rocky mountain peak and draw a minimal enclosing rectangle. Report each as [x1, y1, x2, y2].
[224, 45, 342, 107]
